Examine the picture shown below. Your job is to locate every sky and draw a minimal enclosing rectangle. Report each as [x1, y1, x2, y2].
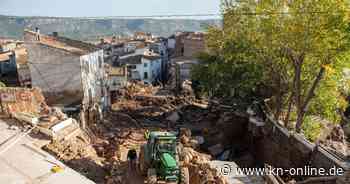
[0, 0, 221, 18]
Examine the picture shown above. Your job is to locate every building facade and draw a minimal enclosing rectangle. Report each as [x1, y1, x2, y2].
[119, 53, 161, 84]
[24, 30, 106, 108]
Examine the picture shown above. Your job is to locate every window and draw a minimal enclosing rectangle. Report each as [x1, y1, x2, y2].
[144, 63, 148, 67]
[128, 65, 136, 69]
[144, 72, 148, 79]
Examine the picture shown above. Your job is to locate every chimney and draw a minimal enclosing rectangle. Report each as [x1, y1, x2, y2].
[52, 32, 58, 37]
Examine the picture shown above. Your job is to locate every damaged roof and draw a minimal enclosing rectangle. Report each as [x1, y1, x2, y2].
[24, 29, 99, 56]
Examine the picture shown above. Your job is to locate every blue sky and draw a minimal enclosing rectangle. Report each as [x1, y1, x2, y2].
[0, 0, 221, 18]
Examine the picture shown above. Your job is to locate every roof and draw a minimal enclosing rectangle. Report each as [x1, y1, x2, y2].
[0, 51, 13, 62]
[0, 119, 95, 184]
[119, 54, 160, 65]
[119, 55, 143, 65]
[143, 55, 161, 60]
[24, 30, 99, 56]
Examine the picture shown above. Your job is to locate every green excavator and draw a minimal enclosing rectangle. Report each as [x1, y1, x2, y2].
[139, 131, 189, 184]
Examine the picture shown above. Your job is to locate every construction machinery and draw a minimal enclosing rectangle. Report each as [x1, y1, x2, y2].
[139, 131, 189, 184]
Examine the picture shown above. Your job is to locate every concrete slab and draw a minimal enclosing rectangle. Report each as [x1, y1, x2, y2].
[0, 119, 95, 184]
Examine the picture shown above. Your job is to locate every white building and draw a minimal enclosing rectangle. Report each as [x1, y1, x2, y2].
[167, 35, 176, 50]
[119, 53, 162, 84]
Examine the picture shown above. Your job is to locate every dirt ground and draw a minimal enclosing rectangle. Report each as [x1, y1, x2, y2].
[44, 83, 229, 184]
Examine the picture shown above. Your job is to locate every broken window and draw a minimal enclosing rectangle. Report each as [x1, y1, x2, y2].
[144, 72, 148, 79]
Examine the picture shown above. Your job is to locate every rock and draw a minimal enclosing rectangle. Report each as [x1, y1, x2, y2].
[189, 139, 199, 149]
[166, 111, 180, 122]
[321, 125, 349, 157]
[208, 144, 224, 156]
[180, 135, 190, 145]
[48, 116, 58, 123]
[180, 128, 192, 137]
[329, 125, 346, 142]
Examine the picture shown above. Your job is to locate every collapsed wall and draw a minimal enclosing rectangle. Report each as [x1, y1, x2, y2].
[0, 87, 46, 116]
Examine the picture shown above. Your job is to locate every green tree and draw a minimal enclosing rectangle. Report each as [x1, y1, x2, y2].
[196, 0, 350, 133]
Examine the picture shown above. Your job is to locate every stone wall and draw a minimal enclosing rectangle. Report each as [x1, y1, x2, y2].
[248, 115, 350, 182]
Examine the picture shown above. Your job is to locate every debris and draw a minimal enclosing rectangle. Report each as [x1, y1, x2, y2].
[193, 136, 205, 145]
[8, 125, 19, 131]
[320, 125, 349, 158]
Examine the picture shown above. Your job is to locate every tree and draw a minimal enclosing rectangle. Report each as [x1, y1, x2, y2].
[196, 0, 350, 133]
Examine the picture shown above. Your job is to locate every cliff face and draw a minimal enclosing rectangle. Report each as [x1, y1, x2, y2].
[0, 15, 221, 41]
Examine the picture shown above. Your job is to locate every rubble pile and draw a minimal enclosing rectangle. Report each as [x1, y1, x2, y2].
[179, 130, 229, 184]
[32, 82, 239, 184]
[0, 87, 46, 116]
[44, 133, 109, 183]
[320, 125, 350, 158]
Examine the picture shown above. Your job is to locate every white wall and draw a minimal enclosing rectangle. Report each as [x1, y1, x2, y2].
[129, 57, 162, 84]
[80, 50, 105, 106]
[168, 38, 176, 49]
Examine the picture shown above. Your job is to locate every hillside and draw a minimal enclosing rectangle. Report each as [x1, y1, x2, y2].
[0, 15, 221, 41]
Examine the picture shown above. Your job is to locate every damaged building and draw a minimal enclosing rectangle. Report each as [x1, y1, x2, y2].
[119, 52, 162, 85]
[24, 30, 107, 110]
[0, 40, 31, 87]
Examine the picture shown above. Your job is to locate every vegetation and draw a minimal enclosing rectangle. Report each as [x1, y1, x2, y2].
[192, 0, 350, 138]
[0, 81, 5, 88]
